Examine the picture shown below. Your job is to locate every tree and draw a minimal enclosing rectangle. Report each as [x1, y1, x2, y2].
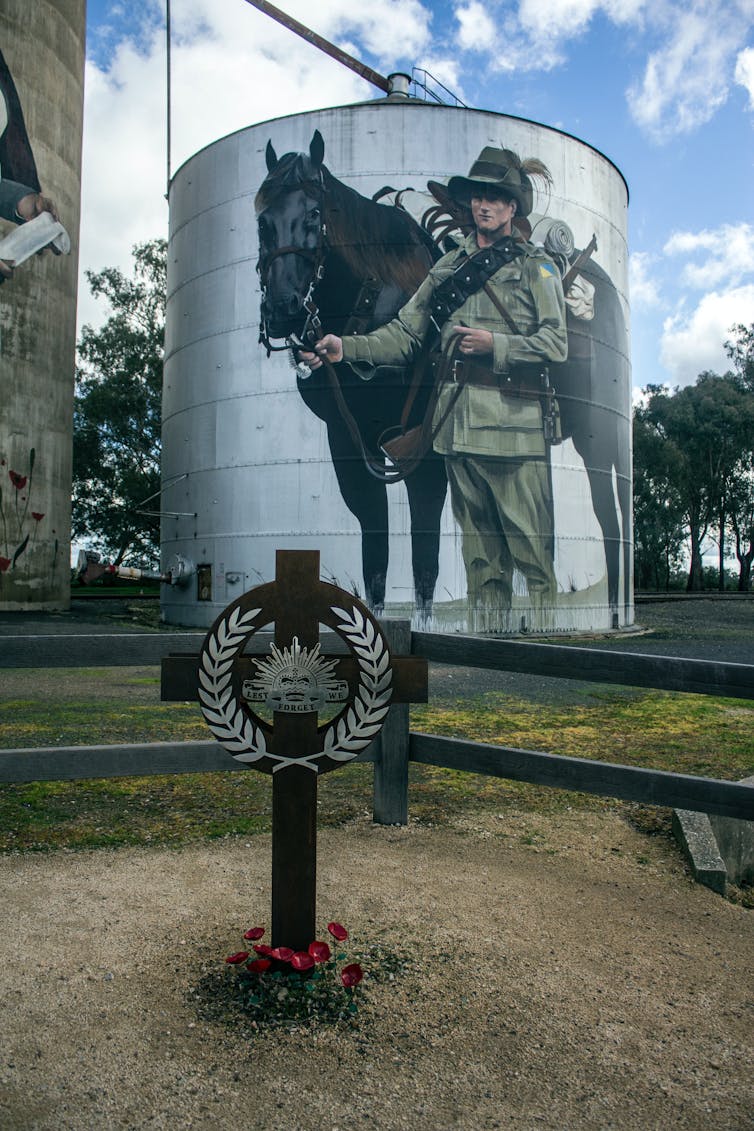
[632, 408, 685, 589]
[692, 373, 754, 590]
[726, 465, 754, 591]
[634, 375, 754, 591]
[724, 322, 754, 588]
[725, 321, 754, 392]
[72, 239, 166, 566]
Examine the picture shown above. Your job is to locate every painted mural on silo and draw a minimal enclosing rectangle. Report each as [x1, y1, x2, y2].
[0, 4, 84, 609]
[253, 125, 630, 634]
[161, 100, 631, 633]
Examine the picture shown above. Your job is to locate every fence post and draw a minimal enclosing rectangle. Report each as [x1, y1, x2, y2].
[372, 619, 411, 825]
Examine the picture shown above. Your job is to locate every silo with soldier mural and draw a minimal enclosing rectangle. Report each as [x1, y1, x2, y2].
[161, 91, 631, 634]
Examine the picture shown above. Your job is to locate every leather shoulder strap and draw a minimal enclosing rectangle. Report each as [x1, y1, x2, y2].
[429, 240, 523, 332]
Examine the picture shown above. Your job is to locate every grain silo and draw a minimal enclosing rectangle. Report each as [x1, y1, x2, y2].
[161, 82, 631, 633]
[0, 0, 85, 610]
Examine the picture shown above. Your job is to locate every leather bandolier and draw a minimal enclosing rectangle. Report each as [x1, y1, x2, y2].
[380, 239, 561, 469]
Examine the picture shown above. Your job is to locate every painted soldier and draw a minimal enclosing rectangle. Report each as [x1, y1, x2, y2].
[0, 46, 59, 281]
[302, 147, 568, 632]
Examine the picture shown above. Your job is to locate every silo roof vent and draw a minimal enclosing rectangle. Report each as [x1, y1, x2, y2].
[386, 73, 411, 99]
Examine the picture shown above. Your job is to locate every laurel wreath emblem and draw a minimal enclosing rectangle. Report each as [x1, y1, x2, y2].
[198, 606, 267, 766]
[197, 602, 392, 772]
[323, 605, 393, 761]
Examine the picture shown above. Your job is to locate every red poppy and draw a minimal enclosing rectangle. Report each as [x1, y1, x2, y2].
[253, 943, 273, 957]
[308, 940, 331, 963]
[31, 512, 44, 522]
[9, 470, 26, 490]
[247, 958, 272, 973]
[340, 963, 363, 988]
[243, 926, 265, 941]
[269, 946, 295, 962]
[291, 951, 315, 972]
[0, 557, 10, 573]
[327, 921, 348, 941]
[225, 951, 250, 965]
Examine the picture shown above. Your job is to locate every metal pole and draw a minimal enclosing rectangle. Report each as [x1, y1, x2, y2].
[242, 0, 390, 93]
[165, 0, 172, 198]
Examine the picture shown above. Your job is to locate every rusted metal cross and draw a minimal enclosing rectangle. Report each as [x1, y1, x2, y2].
[162, 549, 427, 951]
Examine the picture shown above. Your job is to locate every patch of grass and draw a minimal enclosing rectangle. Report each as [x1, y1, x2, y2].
[411, 690, 754, 781]
[0, 773, 272, 852]
[0, 699, 207, 749]
[727, 883, 754, 910]
[1, 667, 752, 853]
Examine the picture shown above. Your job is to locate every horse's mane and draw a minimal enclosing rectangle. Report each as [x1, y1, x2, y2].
[255, 151, 437, 293]
[321, 168, 437, 291]
[254, 152, 318, 212]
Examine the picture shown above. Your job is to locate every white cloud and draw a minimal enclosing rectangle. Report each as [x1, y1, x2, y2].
[453, 0, 648, 75]
[629, 251, 661, 307]
[660, 284, 754, 384]
[627, 2, 753, 140]
[663, 222, 754, 288]
[79, 42, 169, 324]
[78, 0, 422, 328]
[518, 0, 599, 39]
[735, 45, 754, 107]
[518, 0, 646, 37]
[334, 0, 432, 64]
[449, 0, 754, 139]
[456, 1, 497, 51]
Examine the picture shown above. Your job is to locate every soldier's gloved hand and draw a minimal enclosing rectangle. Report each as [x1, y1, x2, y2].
[453, 325, 493, 357]
[299, 334, 344, 369]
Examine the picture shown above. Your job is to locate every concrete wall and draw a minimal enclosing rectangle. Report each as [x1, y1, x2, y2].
[0, 0, 85, 609]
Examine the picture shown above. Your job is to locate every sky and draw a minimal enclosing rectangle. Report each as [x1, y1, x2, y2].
[80, 0, 754, 393]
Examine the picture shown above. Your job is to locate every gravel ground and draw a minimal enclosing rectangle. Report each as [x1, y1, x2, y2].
[0, 596, 752, 1130]
[0, 815, 751, 1131]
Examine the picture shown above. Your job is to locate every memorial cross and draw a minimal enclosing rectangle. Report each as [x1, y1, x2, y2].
[161, 549, 427, 952]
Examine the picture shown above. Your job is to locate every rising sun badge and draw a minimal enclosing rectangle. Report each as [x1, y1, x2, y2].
[242, 636, 349, 714]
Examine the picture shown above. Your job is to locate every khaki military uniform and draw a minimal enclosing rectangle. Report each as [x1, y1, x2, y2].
[341, 231, 567, 630]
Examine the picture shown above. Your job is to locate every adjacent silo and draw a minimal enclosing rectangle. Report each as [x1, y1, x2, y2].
[0, 1, 85, 610]
[162, 95, 632, 632]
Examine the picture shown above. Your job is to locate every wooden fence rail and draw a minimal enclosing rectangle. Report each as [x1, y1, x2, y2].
[1, 626, 753, 824]
[412, 632, 754, 700]
[409, 734, 754, 820]
[2, 735, 751, 821]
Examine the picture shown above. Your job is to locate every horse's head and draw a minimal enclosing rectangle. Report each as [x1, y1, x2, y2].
[255, 131, 327, 341]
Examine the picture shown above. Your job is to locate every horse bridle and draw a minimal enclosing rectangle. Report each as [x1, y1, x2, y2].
[255, 175, 429, 484]
[257, 174, 329, 357]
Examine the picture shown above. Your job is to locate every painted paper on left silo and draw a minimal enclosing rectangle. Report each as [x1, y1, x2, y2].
[0, 3, 85, 609]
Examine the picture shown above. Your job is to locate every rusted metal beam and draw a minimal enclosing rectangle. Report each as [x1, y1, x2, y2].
[243, 0, 391, 93]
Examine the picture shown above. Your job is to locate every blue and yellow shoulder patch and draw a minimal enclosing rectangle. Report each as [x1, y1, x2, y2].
[538, 262, 557, 280]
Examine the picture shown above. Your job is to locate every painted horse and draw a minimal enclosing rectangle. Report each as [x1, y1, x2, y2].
[556, 254, 632, 628]
[255, 130, 447, 621]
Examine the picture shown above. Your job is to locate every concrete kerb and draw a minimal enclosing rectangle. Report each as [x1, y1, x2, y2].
[673, 775, 754, 895]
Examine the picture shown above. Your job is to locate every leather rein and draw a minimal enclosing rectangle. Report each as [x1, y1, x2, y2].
[257, 177, 431, 483]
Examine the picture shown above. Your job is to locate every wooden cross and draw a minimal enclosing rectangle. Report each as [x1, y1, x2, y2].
[162, 549, 427, 951]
